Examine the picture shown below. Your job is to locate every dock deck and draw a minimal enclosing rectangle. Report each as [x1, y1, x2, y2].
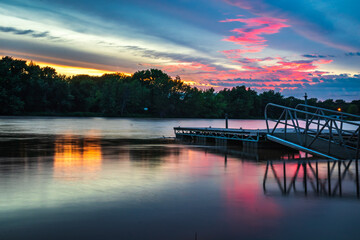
[174, 127, 267, 142]
[174, 103, 360, 161]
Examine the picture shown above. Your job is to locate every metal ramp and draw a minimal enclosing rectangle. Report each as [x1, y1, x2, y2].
[265, 103, 360, 160]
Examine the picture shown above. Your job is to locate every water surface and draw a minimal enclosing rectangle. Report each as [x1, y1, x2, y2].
[1, 117, 360, 240]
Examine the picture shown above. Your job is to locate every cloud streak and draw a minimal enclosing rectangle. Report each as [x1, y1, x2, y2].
[345, 52, 360, 56]
[0, 26, 51, 39]
[302, 54, 335, 58]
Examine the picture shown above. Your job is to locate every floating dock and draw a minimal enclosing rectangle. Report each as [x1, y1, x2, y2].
[174, 103, 360, 161]
[174, 127, 271, 148]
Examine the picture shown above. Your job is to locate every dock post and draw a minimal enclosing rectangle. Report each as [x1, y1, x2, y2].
[243, 141, 258, 149]
[303, 162, 307, 196]
[196, 136, 206, 145]
[338, 161, 342, 196]
[356, 159, 359, 198]
[225, 113, 228, 129]
[215, 138, 227, 146]
[327, 161, 331, 196]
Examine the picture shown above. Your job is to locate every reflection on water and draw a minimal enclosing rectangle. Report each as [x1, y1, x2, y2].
[54, 134, 102, 180]
[1, 118, 360, 239]
[264, 159, 360, 199]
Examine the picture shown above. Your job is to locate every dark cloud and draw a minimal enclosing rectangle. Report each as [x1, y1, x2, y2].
[2, 0, 226, 55]
[0, 38, 138, 71]
[207, 78, 306, 86]
[205, 74, 360, 101]
[117, 45, 230, 71]
[0, 26, 50, 39]
[302, 54, 335, 58]
[282, 75, 360, 100]
[208, 79, 305, 89]
[345, 52, 360, 56]
[32, 32, 50, 38]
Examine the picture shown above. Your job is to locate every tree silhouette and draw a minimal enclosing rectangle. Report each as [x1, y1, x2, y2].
[0, 56, 358, 118]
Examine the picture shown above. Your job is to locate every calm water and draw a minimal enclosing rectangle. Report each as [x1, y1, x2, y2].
[1, 117, 360, 240]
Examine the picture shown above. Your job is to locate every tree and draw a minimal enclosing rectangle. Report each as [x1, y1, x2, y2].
[0, 57, 25, 114]
[0, 56, 359, 118]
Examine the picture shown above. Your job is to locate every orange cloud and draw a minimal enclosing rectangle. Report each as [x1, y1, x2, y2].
[36, 62, 121, 76]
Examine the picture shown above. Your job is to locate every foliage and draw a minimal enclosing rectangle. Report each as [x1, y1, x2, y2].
[0, 56, 359, 118]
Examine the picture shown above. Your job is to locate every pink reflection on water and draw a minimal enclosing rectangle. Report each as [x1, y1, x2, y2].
[222, 159, 282, 228]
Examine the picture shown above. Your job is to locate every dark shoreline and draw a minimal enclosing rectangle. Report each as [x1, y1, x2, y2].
[0, 113, 264, 119]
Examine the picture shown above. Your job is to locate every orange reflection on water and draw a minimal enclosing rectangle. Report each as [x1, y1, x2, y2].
[54, 135, 102, 180]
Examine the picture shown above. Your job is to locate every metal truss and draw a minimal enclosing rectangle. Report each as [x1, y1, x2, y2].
[265, 103, 360, 160]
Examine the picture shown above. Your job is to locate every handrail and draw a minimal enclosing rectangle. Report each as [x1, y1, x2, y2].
[266, 103, 360, 125]
[296, 104, 360, 120]
[265, 103, 360, 160]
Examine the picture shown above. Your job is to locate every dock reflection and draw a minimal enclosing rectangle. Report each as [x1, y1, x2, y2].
[263, 159, 360, 199]
[185, 143, 316, 163]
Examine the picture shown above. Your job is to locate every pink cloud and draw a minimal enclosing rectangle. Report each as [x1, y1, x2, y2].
[220, 16, 289, 58]
[205, 58, 330, 89]
[142, 56, 333, 92]
[223, 0, 355, 51]
[234, 57, 275, 64]
[314, 59, 333, 64]
[220, 17, 290, 45]
[148, 5, 338, 93]
[159, 62, 217, 73]
[216, 14, 331, 91]
[223, 0, 266, 11]
[221, 45, 266, 58]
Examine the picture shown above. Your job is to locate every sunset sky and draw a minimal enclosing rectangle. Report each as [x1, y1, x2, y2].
[1, 0, 359, 100]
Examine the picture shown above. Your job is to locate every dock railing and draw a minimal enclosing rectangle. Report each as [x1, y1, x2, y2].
[265, 103, 360, 160]
[295, 103, 360, 121]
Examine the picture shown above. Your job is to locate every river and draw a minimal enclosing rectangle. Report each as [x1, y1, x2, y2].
[0, 117, 359, 240]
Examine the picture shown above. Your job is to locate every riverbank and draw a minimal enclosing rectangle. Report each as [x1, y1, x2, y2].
[1, 112, 263, 119]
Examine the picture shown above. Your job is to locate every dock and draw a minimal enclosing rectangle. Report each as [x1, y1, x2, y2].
[174, 127, 283, 148]
[174, 103, 360, 161]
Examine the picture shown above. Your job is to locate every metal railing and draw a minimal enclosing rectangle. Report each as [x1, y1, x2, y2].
[296, 104, 360, 121]
[265, 103, 360, 160]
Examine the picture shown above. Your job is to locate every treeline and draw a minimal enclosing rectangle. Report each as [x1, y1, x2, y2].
[1, 56, 359, 118]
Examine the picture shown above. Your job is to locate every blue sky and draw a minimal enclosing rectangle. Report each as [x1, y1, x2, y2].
[0, 0, 359, 100]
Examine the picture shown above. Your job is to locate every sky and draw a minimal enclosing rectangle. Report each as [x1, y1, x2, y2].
[0, 0, 360, 100]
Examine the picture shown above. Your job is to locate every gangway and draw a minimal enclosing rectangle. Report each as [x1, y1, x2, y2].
[265, 103, 360, 160]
